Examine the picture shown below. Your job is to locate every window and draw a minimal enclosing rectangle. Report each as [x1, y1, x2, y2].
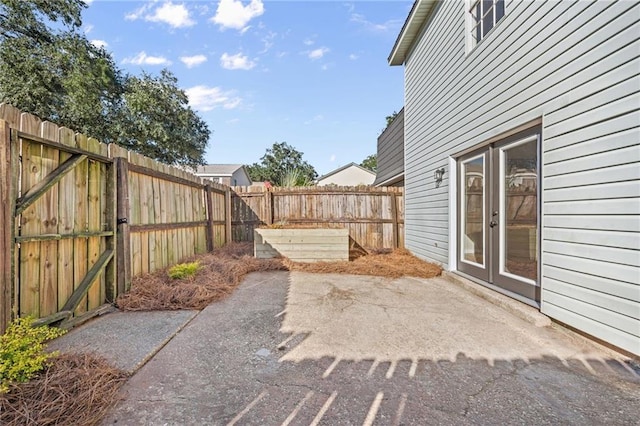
[468, 0, 505, 48]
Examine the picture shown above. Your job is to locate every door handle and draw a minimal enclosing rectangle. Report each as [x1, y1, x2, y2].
[489, 220, 498, 228]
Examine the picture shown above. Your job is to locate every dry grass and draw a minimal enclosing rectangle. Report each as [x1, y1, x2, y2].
[0, 353, 126, 426]
[117, 243, 286, 311]
[287, 248, 442, 279]
[117, 242, 442, 311]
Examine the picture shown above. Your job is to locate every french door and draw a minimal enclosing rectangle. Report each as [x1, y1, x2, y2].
[458, 128, 540, 302]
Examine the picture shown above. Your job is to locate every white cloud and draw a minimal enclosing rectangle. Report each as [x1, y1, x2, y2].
[304, 114, 324, 125]
[126, 2, 195, 28]
[180, 54, 207, 68]
[227, 118, 240, 124]
[349, 53, 358, 60]
[330, 154, 336, 162]
[146, 2, 195, 28]
[125, 3, 152, 21]
[303, 38, 314, 46]
[259, 30, 277, 53]
[185, 86, 242, 111]
[220, 52, 256, 70]
[350, 13, 403, 33]
[211, 0, 265, 31]
[123, 51, 172, 66]
[91, 39, 108, 49]
[308, 47, 329, 60]
[84, 24, 94, 34]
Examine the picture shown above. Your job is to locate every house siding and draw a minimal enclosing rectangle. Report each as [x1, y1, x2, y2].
[374, 108, 405, 186]
[317, 165, 376, 186]
[403, 0, 639, 355]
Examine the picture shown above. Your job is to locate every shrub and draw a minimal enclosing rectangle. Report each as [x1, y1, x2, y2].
[0, 317, 66, 393]
[168, 261, 201, 280]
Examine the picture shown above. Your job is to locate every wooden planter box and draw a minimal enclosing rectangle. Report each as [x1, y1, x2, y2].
[254, 228, 349, 262]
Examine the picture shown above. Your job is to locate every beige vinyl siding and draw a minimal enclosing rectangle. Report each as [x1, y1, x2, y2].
[403, 0, 639, 354]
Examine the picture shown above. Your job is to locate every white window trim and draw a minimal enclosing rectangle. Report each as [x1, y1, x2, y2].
[465, 0, 507, 55]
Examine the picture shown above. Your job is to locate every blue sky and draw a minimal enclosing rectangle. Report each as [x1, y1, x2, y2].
[83, 0, 410, 175]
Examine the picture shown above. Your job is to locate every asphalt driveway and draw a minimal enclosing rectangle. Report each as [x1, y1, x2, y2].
[99, 271, 639, 425]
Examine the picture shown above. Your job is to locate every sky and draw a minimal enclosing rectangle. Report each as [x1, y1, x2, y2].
[82, 0, 411, 176]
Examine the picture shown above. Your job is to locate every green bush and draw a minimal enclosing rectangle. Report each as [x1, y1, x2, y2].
[168, 261, 201, 280]
[0, 317, 66, 393]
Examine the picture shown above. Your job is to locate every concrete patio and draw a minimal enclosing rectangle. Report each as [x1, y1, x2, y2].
[52, 271, 640, 425]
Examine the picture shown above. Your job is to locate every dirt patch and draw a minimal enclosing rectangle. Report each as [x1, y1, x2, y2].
[117, 243, 442, 312]
[0, 353, 126, 426]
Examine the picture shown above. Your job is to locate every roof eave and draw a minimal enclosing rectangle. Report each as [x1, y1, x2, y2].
[388, 0, 439, 66]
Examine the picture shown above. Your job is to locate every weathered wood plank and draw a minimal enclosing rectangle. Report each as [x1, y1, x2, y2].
[0, 121, 14, 332]
[19, 112, 43, 318]
[14, 154, 87, 216]
[115, 157, 131, 293]
[38, 122, 60, 318]
[86, 137, 102, 311]
[16, 131, 111, 163]
[61, 249, 113, 313]
[73, 133, 89, 315]
[57, 127, 76, 311]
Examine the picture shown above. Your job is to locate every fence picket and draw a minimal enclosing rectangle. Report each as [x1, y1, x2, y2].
[19, 112, 43, 318]
[38, 122, 60, 317]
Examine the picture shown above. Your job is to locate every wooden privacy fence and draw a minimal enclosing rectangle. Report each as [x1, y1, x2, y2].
[231, 186, 404, 250]
[0, 104, 229, 332]
[0, 104, 404, 333]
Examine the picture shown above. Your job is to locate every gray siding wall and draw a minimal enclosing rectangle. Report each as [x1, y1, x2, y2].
[403, 0, 639, 355]
[374, 108, 405, 186]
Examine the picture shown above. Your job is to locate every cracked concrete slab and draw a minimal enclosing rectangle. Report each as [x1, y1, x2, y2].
[104, 271, 640, 425]
[48, 310, 198, 374]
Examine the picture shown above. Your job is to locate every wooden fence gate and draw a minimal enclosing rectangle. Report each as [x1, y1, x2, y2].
[1, 115, 116, 331]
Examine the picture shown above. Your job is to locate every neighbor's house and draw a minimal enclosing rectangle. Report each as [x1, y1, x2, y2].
[195, 164, 252, 186]
[374, 108, 405, 187]
[316, 163, 376, 186]
[390, 0, 639, 355]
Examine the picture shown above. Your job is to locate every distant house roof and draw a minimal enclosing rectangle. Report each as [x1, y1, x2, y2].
[195, 164, 245, 176]
[389, 0, 439, 66]
[316, 162, 376, 186]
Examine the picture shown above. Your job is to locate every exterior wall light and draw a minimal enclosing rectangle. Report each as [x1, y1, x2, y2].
[434, 167, 445, 187]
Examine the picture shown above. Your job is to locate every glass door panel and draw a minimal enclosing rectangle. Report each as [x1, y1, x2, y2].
[491, 133, 540, 302]
[500, 138, 538, 283]
[458, 152, 488, 281]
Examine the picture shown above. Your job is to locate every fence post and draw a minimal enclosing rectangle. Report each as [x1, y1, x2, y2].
[390, 191, 399, 249]
[105, 158, 117, 302]
[115, 157, 132, 294]
[205, 185, 215, 251]
[225, 187, 233, 244]
[264, 187, 273, 225]
[0, 121, 14, 332]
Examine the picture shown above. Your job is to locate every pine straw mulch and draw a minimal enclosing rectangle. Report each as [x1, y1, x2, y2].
[117, 242, 442, 311]
[0, 353, 127, 426]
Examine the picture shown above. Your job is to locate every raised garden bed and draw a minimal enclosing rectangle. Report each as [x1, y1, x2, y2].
[254, 228, 349, 262]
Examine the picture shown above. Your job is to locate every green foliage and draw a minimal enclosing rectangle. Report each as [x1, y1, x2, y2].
[247, 142, 317, 186]
[115, 70, 210, 168]
[0, 0, 209, 167]
[168, 261, 201, 280]
[0, 316, 66, 393]
[360, 154, 377, 172]
[385, 111, 399, 127]
[279, 168, 313, 187]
